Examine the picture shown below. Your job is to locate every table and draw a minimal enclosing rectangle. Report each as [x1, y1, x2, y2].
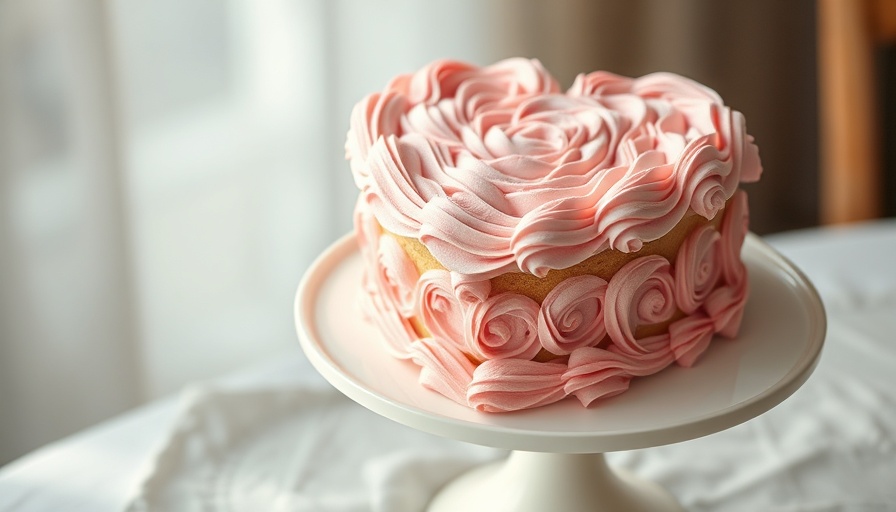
[2, 220, 895, 512]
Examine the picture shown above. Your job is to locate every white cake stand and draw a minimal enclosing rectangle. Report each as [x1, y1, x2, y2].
[294, 233, 826, 512]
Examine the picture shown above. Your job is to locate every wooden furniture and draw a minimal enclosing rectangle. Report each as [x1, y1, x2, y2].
[817, 0, 896, 224]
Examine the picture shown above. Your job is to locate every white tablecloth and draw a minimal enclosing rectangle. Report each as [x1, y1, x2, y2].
[2, 220, 895, 512]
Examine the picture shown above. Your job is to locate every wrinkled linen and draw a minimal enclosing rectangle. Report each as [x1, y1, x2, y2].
[124, 303, 896, 512]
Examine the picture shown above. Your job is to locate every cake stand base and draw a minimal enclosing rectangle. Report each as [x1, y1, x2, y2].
[427, 451, 683, 512]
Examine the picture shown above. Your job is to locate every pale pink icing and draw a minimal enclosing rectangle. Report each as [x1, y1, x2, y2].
[355, 196, 751, 411]
[704, 280, 749, 339]
[375, 235, 420, 317]
[347, 59, 762, 279]
[467, 359, 567, 412]
[668, 313, 716, 367]
[719, 190, 750, 287]
[464, 292, 541, 361]
[705, 190, 750, 338]
[674, 223, 722, 314]
[604, 255, 677, 355]
[355, 199, 750, 410]
[353, 196, 381, 270]
[354, 200, 418, 359]
[415, 270, 466, 351]
[563, 339, 675, 407]
[450, 271, 491, 305]
[537, 274, 608, 355]
[356, 259, 417, 359]
[350, 60, 759, 412]
[409, 337, 476, 405]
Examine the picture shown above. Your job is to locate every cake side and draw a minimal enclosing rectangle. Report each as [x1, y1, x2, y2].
[353, 190, 749, 412]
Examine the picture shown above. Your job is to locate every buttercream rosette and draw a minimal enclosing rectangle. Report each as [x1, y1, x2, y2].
[349, 58, 761, 412]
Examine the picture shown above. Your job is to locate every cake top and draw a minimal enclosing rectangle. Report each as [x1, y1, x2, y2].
[347, 58, 761, 279]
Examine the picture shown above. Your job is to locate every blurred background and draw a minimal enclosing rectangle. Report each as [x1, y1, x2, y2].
[0, 0, 891, 465]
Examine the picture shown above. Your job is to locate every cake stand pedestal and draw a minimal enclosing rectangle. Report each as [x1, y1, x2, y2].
[426, 451, 682, 512]
[294, 234, 826, 512]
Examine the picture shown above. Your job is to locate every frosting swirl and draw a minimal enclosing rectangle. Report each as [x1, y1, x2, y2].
[410, 337, 476, 405]
[354, 204, 419, 358]
[668, 313, 716, 367]
[563, 340, 675, 407]
[537, 274, 609, 355]
[674, 223, 722, 314]
[348, 59, 762, 278]
[375, 235, 420, 317]
[465, 292, 541, 361]
[604, 255, 677, 354]
[415, 270, 466, 350]
[468, 359, 567, 412]
[720, 190, 750, 287]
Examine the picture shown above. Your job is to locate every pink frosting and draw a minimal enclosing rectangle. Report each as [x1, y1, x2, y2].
[704, 189, 750, 338]
[375, 235, 421, 317]
[604, 255, 677, 355]
[415, 270, 466, 351]
[467, 359, 567, 412]
[410, 337, 476, 405]
[350, 60, 760, 413]
[537, 274, 609, 355]
[563, 339, 675, 407]
[354, 203, 418, 359]
[353, 196, 381, 271]
[465, 292, 541, 361]
[354, 189, 754, 410]
[348, 59, 762, 279]
[668, 313, 716, 367]
[705, 280, 749, 339]
[720, 190, 750, 287]
[674, 223, 722, 314]
[450, 271, 492, 305]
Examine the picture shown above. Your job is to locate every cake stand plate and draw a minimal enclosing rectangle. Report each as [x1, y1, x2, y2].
[294, 233, 825, 512]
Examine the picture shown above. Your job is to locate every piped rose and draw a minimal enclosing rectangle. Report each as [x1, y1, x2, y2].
[674, 223, 722, 314]
[537, 274, 609, 355]
[605, 255, 677, 355]
[465, 292, 541, 361]
[415, 269, 466, 350]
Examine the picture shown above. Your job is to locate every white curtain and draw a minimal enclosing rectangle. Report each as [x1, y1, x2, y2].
[1, 0, 141, 464]
[0, 0, 507, 465]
